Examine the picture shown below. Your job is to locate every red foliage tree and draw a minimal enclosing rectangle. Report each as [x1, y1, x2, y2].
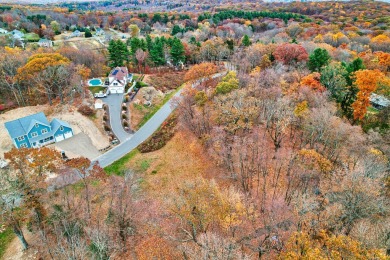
[274, 43, 309, 65]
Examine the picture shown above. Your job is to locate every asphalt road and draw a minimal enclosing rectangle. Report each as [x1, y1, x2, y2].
[104, 93, 133, 143]
[94, 71, 227, 168]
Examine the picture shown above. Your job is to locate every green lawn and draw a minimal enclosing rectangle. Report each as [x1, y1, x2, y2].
[89, 86, 106, 94]
[367, 106, 379, 114]
[0, 228, 14, 258]
[104, 149, 139, 175]
[24, 33, 40, 42]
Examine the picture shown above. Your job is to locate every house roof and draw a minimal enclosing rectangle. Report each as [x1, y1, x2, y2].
[5, 112, 50, 139]
[109, 67, 128, 80]
[11, 29, 23, 36]
[50, 118, 71, 133]
[370, 93, 390, 107]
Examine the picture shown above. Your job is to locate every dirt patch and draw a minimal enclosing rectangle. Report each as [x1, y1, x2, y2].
[0, 105, 109, 158]
[2, 229, 38, 260]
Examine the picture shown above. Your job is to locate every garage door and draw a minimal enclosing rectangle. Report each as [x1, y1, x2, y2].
[55, 135, 64, 142]
[64, 132, 73, 139]
[109, 88, 124, 94]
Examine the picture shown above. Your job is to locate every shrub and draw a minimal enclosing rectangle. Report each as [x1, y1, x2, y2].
[122, 114, 127, 119]
[138, 114, 177, 153]
[104, 124, 111, 131]
[78, 105, 95, 116]
[122, 105, 128, 111]
[123, 120, 129, 127]
[103, 115, 108, 121]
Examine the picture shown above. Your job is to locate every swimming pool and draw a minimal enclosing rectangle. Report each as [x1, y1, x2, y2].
[88, 78, 103, 86]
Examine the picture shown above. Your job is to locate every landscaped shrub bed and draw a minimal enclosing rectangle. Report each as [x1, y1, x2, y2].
[138, 114, 177, 153]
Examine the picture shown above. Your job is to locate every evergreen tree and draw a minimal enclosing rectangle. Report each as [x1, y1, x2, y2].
[242, 34, 251, 46]
[308, 48, 331, 72]
[84, 29, 92, 38]
[107, 39, 130, 68]
[172, 25, 181, 36]
[170, 37, 185, 65]
[146, 34, 153, 51]
[150, 38, 165, 66]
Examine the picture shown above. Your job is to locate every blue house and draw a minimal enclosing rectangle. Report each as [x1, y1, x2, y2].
[4, 112, 73, 149]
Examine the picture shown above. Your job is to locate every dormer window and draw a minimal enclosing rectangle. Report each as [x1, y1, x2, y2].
[60, 126, 64, 131]
[35, 123, 39, 128]
[41, 129, 48, 134]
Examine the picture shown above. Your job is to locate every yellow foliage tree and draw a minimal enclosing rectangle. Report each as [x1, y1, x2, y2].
[17, 53, 70, 80]
[280, 230, 387, 259]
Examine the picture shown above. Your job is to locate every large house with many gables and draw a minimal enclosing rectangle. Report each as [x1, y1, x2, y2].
[5, 112, 73, 149]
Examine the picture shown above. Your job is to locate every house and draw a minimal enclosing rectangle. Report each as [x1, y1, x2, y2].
[38, 38, 53, 47]
[0, 28, 8, 34]
[4, 112, 73, 149]
[107, 67, 131, 94]
[370, 93, 390, 110]
[11, 29, 24, 40]
[95, 28, 105, 36]
[71, 30, 81, 37]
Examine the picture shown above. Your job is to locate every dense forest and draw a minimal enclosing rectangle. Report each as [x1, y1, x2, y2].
[0, 0, 389, 259]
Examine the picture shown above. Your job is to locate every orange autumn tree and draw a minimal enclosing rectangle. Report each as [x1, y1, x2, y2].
[184, 62, 218, 82]
[352, 69, 387, 120]
[300, 72, 326, 92]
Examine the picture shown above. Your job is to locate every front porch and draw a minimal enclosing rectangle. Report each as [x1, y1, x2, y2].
[32, 136, 55, 148]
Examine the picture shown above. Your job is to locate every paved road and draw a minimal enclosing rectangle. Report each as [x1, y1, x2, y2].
[104, 93, 132, 143]
[94, 71, 227, 168]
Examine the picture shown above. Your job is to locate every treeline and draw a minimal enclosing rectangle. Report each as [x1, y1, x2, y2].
[198, 10, 306, 23]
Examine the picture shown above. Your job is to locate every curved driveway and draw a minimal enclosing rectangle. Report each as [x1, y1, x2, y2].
[104, 93, 132, 142]
[94, 72, 227, 168]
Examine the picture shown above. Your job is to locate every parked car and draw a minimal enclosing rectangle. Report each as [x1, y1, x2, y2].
[94, 91, 107, 98]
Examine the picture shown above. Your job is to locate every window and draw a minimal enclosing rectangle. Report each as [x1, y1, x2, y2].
[35, 123, 39, 128]
[60, 126, 64, 131]
[17, 136, 25, 141]
[20, 143, 27, 148]
[41, 129, 48, 134]
[114, 82, 118, 86]
[31, 132, 38, 137]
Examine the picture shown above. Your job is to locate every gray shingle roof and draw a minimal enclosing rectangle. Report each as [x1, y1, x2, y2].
[4, 112, 50, 139]
[370, 93, 390, 108]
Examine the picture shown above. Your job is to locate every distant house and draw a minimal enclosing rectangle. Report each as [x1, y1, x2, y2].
[38, 38, 53, 47]
[0, 28, 8, 34]
[95, 28, 105, 36]
[71, 30, 81, 37]
[370, 93, 390, 110]
[107, 67, 131, 94]
[11, 29, 24, 39]
[4, 112, 73, 149]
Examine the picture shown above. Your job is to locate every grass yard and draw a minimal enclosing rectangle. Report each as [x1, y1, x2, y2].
[0, 228, 14, 259]
[104, 149, 139, 175]
[89, 86, 106, 94]
[24, 33, 40, 42]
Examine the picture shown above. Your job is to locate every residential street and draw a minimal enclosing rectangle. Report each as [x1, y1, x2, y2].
[103, 93, 133, 143]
